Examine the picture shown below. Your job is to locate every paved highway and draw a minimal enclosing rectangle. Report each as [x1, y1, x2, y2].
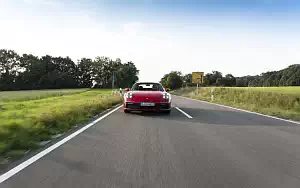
[1, 95, 300, 188]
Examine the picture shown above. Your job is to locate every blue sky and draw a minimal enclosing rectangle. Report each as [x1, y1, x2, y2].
[1, 0, 300, 82]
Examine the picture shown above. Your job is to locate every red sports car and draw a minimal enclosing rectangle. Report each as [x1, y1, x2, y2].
[123, 82, 171, 114]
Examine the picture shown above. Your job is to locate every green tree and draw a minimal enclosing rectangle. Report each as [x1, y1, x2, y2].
[160, 71, 183, 89]
[34, 55, 78, 89]
[92, 56, 112, 88]
[0, 49, 20, 90]
[0, 48, 140, 90]
[204, 71, 222, 86]
[77, 58, 94, 88]
[16, 53, 42, 89]
[182, 73, 193, 87]
[223, 74, 236, 86]
[236, 64, 300, 87]
[116, 61, 139, 88]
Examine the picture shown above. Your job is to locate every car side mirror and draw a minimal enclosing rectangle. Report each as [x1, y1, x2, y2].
[165, 88, 170, 92]
[125, 88, 130, 92]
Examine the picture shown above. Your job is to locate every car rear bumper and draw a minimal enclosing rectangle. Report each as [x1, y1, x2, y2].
[124, 102, 171, 111]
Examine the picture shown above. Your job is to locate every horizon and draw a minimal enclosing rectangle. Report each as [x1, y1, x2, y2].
[1, 0, 300, 82]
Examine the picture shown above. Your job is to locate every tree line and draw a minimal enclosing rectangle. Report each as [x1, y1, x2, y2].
[0, 49, 139, 91]
[160, 64, 300, 89]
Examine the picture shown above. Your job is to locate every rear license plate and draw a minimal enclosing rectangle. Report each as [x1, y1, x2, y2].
[140, 102, 155, 107]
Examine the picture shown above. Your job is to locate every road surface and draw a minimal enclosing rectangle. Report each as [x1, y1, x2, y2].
[1, 95, 300, 188]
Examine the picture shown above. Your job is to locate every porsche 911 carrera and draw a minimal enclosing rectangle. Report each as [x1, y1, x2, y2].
[123, 82, 171, 114]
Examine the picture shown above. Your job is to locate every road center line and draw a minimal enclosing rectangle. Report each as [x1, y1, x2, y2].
[0, 105, 123, 184]
[175, 107, 193, 119]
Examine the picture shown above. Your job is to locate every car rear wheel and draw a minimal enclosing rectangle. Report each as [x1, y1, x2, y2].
[124, 109, 129, 113]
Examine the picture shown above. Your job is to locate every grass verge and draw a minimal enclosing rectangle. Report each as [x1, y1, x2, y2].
[171, 87, 300, 122]
[0, 88, 89, 102]
[0, 89, 122, 162]
[227, 86, 300, 95]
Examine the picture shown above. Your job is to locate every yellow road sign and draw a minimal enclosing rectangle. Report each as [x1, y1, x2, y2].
[192, 72, 204, 84]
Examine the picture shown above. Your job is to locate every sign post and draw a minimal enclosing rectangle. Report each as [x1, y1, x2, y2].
[192, 72, 204, 95]
[211, 87, 215, 101]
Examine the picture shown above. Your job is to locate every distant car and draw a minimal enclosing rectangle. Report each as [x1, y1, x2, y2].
[123, 82, 171, 114]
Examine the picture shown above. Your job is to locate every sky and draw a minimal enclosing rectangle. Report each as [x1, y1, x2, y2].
[0, 0, 300, 82]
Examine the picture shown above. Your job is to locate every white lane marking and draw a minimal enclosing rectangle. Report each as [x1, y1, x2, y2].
[175, 95, 300, 125]
[175, 107, 193, 119]
[0, 105, 123, 184]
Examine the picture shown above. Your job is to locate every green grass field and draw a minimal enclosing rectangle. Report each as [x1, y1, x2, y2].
[0, 89, 122, 162]
[0, 89, 89, 102]
[230, 86, 300, 95]
[171, 86, 300, 122]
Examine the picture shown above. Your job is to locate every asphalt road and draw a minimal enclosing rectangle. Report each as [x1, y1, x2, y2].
[1, 95, 300, 188]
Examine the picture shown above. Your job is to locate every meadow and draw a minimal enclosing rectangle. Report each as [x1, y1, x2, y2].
[0, 89, 122, 163]
[0, 89, 89, 102]
[230, 86, 300, 95]
[171, 86, 300, 122]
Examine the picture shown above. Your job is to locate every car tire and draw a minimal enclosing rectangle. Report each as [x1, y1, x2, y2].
[124, 109, 129, 113]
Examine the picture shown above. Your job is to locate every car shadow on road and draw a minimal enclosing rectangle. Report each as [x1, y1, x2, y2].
[127, 107, 299, 127]
[128, 111, 171, 117]
[126, 109, 189, 121]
